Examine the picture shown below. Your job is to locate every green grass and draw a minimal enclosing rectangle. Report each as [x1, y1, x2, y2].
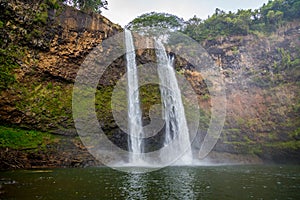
[0, 126, 58, 149]
[265, 141, 300, 150]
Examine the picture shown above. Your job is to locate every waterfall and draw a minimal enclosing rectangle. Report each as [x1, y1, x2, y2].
[123, 30, 193, 166]
[155, 39, 193, 165]
[124, 30, 144, 164]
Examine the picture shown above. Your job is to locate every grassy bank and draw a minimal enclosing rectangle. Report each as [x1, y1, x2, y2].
[0, 126, 59, 150]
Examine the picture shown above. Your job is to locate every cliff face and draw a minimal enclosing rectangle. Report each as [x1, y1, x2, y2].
[202, 25, 300, 163]
[0, 0, 299, 168]
[0, 0, 121, 132]
[0, 0, 122, 168]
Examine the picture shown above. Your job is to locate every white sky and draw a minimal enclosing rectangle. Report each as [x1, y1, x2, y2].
[102, 0, 269, 27]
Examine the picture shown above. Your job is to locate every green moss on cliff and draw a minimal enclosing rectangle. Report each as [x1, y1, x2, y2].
[16, 81, 73, 130]
[95, 86, 114, 123]
[0, 0, 60, 91]
[0, 44, 26, 90]
[0, 126, 58, 149]
[266, 141, 300, 150]
[140, 84, 161, 118]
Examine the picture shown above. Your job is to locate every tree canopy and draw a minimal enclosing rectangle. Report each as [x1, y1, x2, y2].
[126, 0, 299, 42]
[126, 12, 185, 32]
[62, 0, 108, 13]
[182, 0, 300, 42]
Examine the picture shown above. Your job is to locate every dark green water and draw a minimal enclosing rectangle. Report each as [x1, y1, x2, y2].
[0, 165, 299, 199]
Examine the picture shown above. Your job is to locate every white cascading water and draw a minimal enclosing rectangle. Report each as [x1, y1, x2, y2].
[124, 30, 144, 164]
[155, 39, 193, 165]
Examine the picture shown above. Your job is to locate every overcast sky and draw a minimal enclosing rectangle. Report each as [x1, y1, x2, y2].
[101, 0, 269, 27]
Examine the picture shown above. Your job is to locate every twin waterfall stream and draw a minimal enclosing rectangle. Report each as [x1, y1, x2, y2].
[125, 30, 193, 166]
[125, 30, 145, 164]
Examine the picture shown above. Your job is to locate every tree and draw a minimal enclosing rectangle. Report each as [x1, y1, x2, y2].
[235, 9, 252, 34]
[126, 12, 184, 32]
[183, 16, 203, 41]
[63, 0, 108, 13]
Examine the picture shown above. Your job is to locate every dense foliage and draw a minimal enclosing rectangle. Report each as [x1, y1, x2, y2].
[61, 0, 108, 13]
[126, 12, 184, 32]
[127, 0, 300, 41]
[183, 0, 300, 41]
[25, 0, 108, 13]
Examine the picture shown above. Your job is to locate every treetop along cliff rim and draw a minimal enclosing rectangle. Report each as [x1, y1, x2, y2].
[72, 28, 226, 173]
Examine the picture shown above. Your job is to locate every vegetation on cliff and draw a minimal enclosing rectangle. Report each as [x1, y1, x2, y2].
[126, 12, 184, 31]
[0, 0, 58, 91]
[128, 0, 300, 41]
[60, 0, 108, 13]
[0, 126, 56, 149]
[183, 0, 300, 41]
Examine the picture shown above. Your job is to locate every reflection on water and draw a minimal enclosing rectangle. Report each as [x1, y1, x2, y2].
[119, 168, 204, 200]
[0, 165, 299, 200]
[120, 172, 148, 200]
[160, 168, 196, 200]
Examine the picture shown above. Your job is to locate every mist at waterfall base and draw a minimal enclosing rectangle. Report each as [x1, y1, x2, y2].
[123, 30, 200, 168]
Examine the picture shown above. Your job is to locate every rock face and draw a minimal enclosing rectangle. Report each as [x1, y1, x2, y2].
[0, 0, 299, 169]
[0, 138, 101, 169]
[0, 0, 122, 168]
[0, 0, 122, 131]
[201, 27, 300, 164]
